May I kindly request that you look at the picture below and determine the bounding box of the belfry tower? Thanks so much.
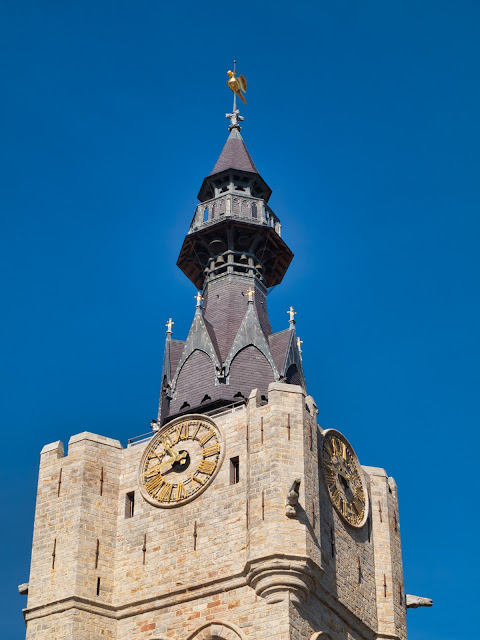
[21,79,421,640]
[159,108,303,425]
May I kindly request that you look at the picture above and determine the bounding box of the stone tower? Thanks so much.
[21,105,410,640]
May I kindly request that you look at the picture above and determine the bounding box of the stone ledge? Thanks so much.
[68,431,123,450]
[268,381,305,395]
[363,465,387,478]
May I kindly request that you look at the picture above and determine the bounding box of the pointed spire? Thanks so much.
[209,126,258,176]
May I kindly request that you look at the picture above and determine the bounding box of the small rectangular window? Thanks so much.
[230,457,240,484]
[125,491,135,518]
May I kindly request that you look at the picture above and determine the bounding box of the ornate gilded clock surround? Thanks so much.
[138,414,225,508]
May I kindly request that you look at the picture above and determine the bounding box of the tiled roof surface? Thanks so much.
[209,129,258,176]
[268,329,292,373]
[169,340,186,379]
[203,278,258,361]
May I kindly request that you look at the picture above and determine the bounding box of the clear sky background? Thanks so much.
[1,1,479,638]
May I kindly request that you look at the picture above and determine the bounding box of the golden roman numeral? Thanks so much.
[341,442,347,460]
[192,421,201,439]
[169,426,182,444]
[180,422,190,440]
[199,429,214,446]
[175,482,186,501]
[198,459,216,475]
[191,474,205,486]
[145,473,165,495]
[147,451,162,463]
[157,482,173,502]
[202,443,220,457]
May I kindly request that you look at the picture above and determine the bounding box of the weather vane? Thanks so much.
[226,60,247,131]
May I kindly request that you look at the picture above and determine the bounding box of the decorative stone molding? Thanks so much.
[186,620,248,640]
[245,554,322,605]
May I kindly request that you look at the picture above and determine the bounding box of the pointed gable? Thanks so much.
[223,300,279,380]
[170,311,221,394]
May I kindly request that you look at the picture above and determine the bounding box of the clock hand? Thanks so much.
[146,458,176,476]
[163,443,177,459]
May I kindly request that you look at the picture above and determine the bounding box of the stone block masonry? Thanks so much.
[24,383,406,640]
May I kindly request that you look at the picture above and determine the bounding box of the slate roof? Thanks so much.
[169,340,186,379]
[268,329,292,374]
[209,128,258,176]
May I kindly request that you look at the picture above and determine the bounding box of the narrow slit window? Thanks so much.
[230,457,240,484]
[125,491,135,518]
[96,577,101,596]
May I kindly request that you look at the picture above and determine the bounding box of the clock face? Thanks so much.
[322,430,368,528]
[138,415,224,508]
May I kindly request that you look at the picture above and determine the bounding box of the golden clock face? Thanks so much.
[139,415,224,508]
[322,430,368,528]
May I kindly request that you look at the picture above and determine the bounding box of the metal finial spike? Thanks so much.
[195,292,204,308]
[287,306,297,324]
[246,287,255,302]
[166,318,174,333]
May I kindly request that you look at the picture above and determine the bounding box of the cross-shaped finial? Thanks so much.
[166,318,174,333]
[297,337,303,354]
[288,306,297,324]
[226,109,244,131]
[246,287,255,302]
[195,291,204,308]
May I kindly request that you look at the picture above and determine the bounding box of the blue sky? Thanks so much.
[1,1,479,638]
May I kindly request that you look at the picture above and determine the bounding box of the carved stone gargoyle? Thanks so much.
[405,594,433,609]
[286,478,301,517]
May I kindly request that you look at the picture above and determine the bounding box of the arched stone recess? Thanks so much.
[170,349,216,413]
[310,633,332,640]
[186,620,248,640]
[281,329,306,391]
[171,310,222,393]
[224,302,279,381]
